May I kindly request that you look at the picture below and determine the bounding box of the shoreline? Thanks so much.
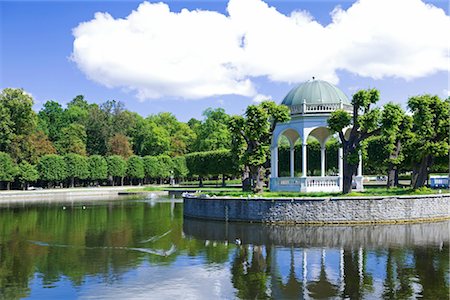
[0,186,168,204]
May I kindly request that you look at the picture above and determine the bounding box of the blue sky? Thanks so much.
[1,0,449,122]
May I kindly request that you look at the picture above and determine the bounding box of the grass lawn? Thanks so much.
[127,184,449,198]
[193,187,449,198]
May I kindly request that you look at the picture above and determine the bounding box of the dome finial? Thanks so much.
[312,76,315,80]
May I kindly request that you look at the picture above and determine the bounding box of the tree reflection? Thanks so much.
[270,247,303,299]
[307,250,339,299]
[231,245,269,299]
[0,202,448,299]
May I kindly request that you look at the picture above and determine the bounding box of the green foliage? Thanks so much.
[56,123,87,156]
[328,88,383,193]
[406,95,449,188]
[64,154,89,181]
[185,150,240,177]
[106,155,127,178]
[143,156,160,179]
[133,117,171,156]
[17,161,39,184]
[327,109,352,133]
[407,95,449,162]
[142,155,174,180]
[230,101,290,169]
[38,100,66,141]
[0,152,17,182]
[173,156,188,178]
[88,155,108,181]
[229,101,290,192]
[191,108,231,152]
[149,112,196,156]
[127,156,145,180]
[0,88,37,155]
[38,154,67,182]
[157,155,174,179]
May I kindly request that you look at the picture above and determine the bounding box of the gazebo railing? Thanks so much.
[289,103,353,114]
[270,176,341,193]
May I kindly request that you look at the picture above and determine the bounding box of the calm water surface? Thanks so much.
[0,197,448,299]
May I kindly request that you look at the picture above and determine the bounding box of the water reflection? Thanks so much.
[185,218,449,299]
[0,198,448,299]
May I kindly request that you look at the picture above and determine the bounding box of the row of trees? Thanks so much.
[0,152,183,190]
[228,93,448,194]
[1,87,448,194]
[0,149,241,190]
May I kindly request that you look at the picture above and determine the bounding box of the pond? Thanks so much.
[0,197,448,299]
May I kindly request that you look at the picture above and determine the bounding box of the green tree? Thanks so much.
[127,156,144,185]
[133,117,171,156]
[328,89,383,194]
[88,155,108,184]
[229,101,290,193]
[380,103,412,188]
[173,156,188,182]
[156,155,174,183]
[85,105,109,155]
[17,161,39,190]
[191,108,231,152]
[0,88,37,158]
[143,156,160,183]
[147,112,195,156]
[0,152,17,190]
[64,154,89,187]
[64,95,89,125]
[37,100,66,141]
[56,124,87,156]
[38,154,67,187]
[106,155,127,186]
[407,95,449,189]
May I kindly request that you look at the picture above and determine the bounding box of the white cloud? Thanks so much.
[252,93,272,103]
[72,0,450,100]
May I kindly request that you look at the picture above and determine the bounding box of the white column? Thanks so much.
[302,249,307,299]
[302,143,307,177]
[357,151,363,176]
[271,146,278,178]
[320,145,326,177]
[340,247,345,293]
[338,147,343,188]
[290,146,295,177]
[356,150,364,191]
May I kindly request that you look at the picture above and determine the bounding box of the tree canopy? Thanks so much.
[229,101,290,193]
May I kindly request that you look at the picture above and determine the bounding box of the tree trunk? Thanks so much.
[71,177,74,188]
[386,164,397,188]
[199,177,203,187]
[6,182,10,190]
[342,161,357,194]
[242,166,251,192]
[254,166,265,193]
[394,169,399,187]
[412,155,433,189]
[222,174,226,187]
[121,177,124,186]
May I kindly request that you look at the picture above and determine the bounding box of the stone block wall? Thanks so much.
[183,194,450,224]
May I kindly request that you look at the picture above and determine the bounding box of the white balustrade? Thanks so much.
[289,103,352,115]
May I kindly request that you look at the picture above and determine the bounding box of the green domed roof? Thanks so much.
[282,80,350,106]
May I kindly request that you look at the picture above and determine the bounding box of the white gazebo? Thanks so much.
[270,79,364,193]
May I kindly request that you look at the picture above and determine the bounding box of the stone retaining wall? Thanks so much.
[183,194,450,224]
[183,218,449,248]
